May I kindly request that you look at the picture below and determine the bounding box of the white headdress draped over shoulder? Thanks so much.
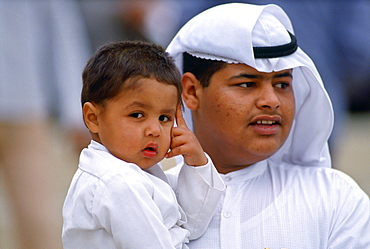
[166,3,334,168]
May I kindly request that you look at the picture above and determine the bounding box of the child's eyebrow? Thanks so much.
[162,108,176,115]
[126,102,176,115]
[126,101,148,109]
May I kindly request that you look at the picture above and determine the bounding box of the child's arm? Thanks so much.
[166,105,207,166]
[165,106,225,240]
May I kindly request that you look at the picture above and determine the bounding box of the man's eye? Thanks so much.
[130,113,144,118]
[238,82,255,88]
[159,115,171,122]
[275,82,290,89]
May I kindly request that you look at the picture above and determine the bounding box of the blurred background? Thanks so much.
[1,0,369,248]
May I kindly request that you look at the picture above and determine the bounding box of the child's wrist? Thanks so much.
[187,155,208,167]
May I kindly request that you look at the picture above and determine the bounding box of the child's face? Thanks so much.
[93,77,178,169]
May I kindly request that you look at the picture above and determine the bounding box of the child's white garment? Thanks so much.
[62,141,224,249]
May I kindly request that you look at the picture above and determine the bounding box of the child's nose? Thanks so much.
[145,120,161,137]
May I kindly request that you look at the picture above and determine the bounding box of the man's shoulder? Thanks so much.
[277,163,345,178]
[274,163,366,197]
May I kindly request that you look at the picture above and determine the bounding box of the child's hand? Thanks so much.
[166,105,208,166]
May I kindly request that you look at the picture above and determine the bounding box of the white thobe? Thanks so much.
[188,160,370,249]
[62,141,224,249]
[165,3,370,249]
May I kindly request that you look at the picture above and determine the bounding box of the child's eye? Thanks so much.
[130,113,144,118]
[159,115,171,122]
[238,82,255,88]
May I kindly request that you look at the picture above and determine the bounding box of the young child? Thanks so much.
[62,41,224,249]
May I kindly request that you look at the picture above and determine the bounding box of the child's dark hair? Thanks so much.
[81,40,182,107]
[182,52,227,87]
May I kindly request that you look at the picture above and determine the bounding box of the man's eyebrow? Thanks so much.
[230,73,260,80]
[273,71,293,79]
[230,71,293,80]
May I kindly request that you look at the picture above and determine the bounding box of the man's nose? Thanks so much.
[256,86,280,110]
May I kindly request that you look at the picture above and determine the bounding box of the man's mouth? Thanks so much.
[255,120,279,125]
[250,116,281,135]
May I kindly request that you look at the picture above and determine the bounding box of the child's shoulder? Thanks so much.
[79,143,150,187]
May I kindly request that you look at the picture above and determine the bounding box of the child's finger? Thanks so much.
[175,104,187,128]
[166,147,180,159]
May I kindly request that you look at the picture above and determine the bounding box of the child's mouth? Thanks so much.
[142,143,158,158]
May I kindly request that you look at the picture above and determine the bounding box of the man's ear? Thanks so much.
[82,102,99,133]
[182,72,202,110]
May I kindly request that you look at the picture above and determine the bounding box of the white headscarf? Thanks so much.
[167,3,333,168]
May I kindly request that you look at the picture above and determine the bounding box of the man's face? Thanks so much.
[190,63,295,173]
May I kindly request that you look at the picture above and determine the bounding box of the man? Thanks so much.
[166,3,370,248]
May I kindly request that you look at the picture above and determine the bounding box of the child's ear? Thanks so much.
[182,72,201,110]
[83,102,99,133]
